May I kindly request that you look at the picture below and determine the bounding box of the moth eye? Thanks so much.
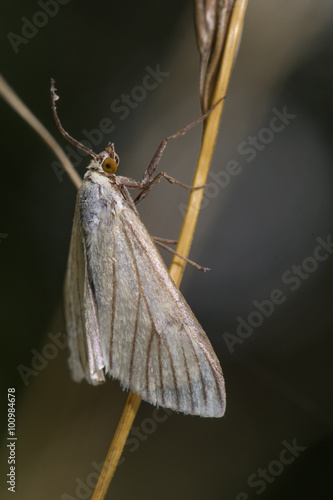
[102,157,118,173]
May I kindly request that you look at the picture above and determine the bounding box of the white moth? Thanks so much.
[52,81,226,418]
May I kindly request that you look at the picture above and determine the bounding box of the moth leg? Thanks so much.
[120,97,225,204]
[153,239,209,272]
[116,176,142,188]
[152,237,178,245]
[134,172,205,205]
[140,96,225,186]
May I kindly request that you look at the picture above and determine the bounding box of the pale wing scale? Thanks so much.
[65,172,226,417]
[108,222,141,384]
[120,212,225,417]
[64,204,86,382]
[64,192,106,385]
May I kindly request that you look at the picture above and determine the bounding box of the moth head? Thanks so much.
[95,143,120,175]
[50,81,121,178]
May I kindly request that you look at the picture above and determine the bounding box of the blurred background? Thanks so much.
[1,1,333,499]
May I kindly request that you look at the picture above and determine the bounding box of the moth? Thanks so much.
[51,80,226,418]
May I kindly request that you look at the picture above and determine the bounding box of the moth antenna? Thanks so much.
[50,79,98,159]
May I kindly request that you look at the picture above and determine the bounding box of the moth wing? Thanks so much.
[67,178,226,417]
[64,195,106,384]
[97,198,226,418]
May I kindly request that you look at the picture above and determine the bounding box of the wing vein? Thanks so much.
[109,240,116,370]
[123,223,179,407]
[180,332,194,413]
[184,329,208,406]
[129,292,140,386]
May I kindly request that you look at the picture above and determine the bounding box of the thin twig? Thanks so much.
[195,0,235,112]
[91,392,142,500]
[91,1,248,499]
[0,74,81,189]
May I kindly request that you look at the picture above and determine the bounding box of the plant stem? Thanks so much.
[0,74,81,189]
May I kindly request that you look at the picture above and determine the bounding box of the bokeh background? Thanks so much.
[1,1,333,499]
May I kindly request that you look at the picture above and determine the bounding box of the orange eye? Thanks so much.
[102,157,118,173]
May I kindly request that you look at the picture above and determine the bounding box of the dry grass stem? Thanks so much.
[170,0,248,287]
[91,392,142,500]
[195,0,235,112]
[0,74,81,189]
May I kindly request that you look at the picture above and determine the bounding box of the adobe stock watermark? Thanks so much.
[7,0,71,54]
[223,235,333,353]
[52,64,170,183]
[178,106,297,217]
[235,438,306,499]
[61,406,172,500]
[17,331,66,385]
